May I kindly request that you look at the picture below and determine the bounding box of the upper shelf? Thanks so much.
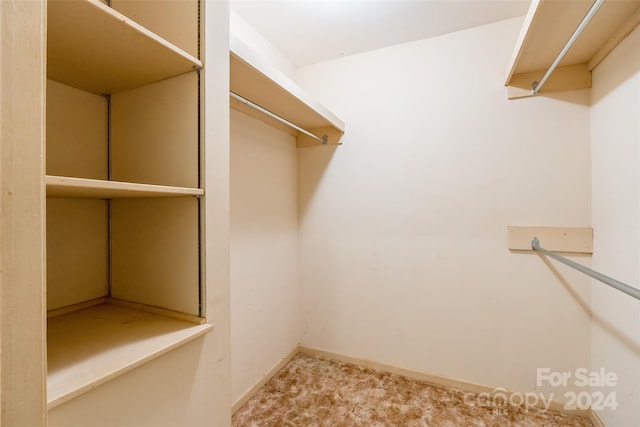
[230,34,345,147]
[505,0,640,99]
[47,0,202,95]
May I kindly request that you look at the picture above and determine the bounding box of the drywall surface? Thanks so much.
[296,17,592,399]
[230,109,301,402]
[590,25,640,427]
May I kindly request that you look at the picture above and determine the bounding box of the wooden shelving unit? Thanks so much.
[230,34,346,147]
[505,0,640,99]
[45,0,206,408]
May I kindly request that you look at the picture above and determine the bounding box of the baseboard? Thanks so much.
[298,345,496,394]
[298,345,593,420]
[231,346,298,414]
[587,410,605,427]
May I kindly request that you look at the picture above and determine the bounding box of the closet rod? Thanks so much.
[230,91,328,144]
[531,0,604,95]
[531,237,640,301]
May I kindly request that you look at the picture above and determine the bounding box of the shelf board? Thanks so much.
[48,0,202,95]
[46,175,203,198]
[508,226,593,254]
[230,34,345,147]
[505,0,640,98]
[47,303,213,409]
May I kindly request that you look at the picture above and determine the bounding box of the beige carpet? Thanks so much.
[233,354,594,427]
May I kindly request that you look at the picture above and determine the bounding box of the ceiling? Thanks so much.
[230,0,531,67]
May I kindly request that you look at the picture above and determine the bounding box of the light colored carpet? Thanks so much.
[232,354,594,427]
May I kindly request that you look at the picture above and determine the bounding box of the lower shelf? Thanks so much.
[47,303,213,409]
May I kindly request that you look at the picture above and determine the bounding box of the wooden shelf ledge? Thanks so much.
[508,226,593,254]
[48,0,202,95]
[505,0,640,99]
[230,34,345,147]
[46,175,203,199]
[47,302,212,409]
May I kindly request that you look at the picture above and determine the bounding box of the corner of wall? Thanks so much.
[589,23,640,427]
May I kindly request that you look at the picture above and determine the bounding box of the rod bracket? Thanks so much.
[531,81,540,95]
[322,135,328,145]
[531,237,540,250]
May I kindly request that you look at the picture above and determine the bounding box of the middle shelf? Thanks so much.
[46,175,203,199]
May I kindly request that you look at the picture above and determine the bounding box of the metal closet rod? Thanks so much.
[531,0,605,95]
[230,91,328,144]
[531,237,640,301]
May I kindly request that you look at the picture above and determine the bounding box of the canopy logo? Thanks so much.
[462,388,554,414]
[463,368,619,413]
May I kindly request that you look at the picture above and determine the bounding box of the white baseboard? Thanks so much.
[234,344,603,425]
[299,344,498,395]
[231,346,298,414]
[587,410,605,427]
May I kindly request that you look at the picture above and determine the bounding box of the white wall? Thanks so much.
[230,109,300,403]
[590,25,640,427]
[296,17,593,396]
